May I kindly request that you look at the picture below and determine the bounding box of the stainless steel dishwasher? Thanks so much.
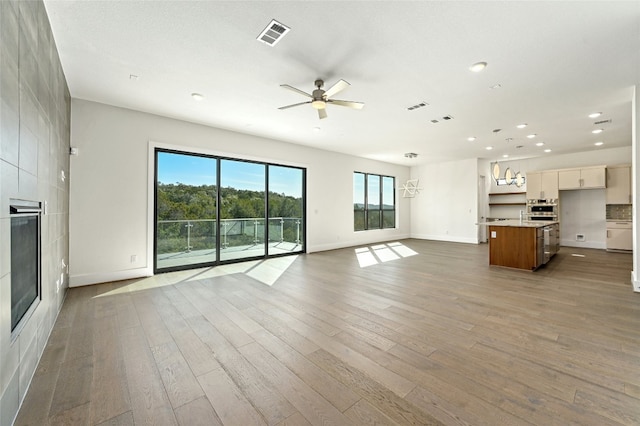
[543,225,558,264]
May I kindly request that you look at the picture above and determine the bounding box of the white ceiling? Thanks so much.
[44,1,639,166]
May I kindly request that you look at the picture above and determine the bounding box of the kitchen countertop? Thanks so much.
[477,219,559,228]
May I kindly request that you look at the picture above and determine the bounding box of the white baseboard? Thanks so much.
[410,234,479,244]
[70,267,153,287]
[308,233,412,253]
[560,239,606,250]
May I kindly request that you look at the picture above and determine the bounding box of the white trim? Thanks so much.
[632,271,640,293]
[69,267,152,287]
[308,233,412,253]
[559,240,606,250]
[410,234,479,244]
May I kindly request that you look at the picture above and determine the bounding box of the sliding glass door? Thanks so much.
[154,149,305,273]
[156,151,217,270]
[268,165,304,255]
[219,159,266,261]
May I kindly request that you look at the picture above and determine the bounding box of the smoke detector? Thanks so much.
[404,152,418,159]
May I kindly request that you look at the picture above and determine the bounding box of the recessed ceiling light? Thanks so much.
[468,137,476,141]
[313,126,321,132]
[535,142,545,147]
[485,146,493,150]
[516,123,527,129]
[592,129,603,134]
[594,141,604,146]
[588,112,602,118]
[502,154,509,158]
[527,134,536,139]
[191,93,204,101]
[489,84,501,89]
[544,149,552,153]
[470,62,487,72]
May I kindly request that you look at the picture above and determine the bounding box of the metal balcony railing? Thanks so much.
[156,217,302,255]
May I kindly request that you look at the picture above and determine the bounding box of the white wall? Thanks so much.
[409,158,479,244]
[560,189,606,248]
[479,146,632,249]
[70,99,410,286]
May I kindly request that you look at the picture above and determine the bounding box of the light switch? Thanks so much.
[491,231,497,238]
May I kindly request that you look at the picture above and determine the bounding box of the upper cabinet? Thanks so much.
[606,165,631,204]
[526,170,558,200]
[558,166,606,190]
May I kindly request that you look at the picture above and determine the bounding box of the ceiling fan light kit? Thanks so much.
[279,78,364,119]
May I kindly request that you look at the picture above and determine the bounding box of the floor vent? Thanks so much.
[256,19,290,46]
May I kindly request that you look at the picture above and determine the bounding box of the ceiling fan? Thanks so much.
[278,79,364,119]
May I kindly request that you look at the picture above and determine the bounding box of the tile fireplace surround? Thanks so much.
[0,1,71,424]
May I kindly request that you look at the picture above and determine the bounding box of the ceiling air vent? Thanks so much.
[407,101,429,111]
[442,115,453,120]
[430,119,439,124]
[594,119,612,125]
[256,19,290,46]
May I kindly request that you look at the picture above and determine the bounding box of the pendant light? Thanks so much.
[492,162,500,181]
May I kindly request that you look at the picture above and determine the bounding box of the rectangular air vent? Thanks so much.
[430,119,439,124]
[407,101,429,111]
[442,115,453,120]
[256,19,290,46]
[594,119,612,125]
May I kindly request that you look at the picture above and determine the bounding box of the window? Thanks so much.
[354,172,395,231]
[154,148,305,273]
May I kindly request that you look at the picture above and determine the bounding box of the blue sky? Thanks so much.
[157,152,302,197]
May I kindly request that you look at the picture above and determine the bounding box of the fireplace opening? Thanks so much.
[10,200,42,338]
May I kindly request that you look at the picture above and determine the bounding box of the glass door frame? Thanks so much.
[153,148,306,274]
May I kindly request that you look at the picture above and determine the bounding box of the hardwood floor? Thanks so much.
[14,239,639,425]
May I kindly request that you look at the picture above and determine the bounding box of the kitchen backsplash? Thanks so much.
[606,204,632,221]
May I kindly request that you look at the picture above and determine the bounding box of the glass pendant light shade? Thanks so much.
[505,167,512,184]
[492,162,500,181]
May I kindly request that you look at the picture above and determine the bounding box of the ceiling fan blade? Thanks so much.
[279,101,311,110]
[318,108,327,119]
[327,99,364,110]
[323,79,350,99]
[280,84,312,98]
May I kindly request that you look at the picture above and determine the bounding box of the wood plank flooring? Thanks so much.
[14,239,639,425]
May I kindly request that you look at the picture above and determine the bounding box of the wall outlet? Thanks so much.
[576,234,585,242]
[130,254,137,263]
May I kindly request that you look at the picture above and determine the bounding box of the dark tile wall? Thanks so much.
[0,1,70,424]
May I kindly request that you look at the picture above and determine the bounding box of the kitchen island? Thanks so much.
[479,220,559,270]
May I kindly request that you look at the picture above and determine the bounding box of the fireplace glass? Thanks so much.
[10,202,41,333]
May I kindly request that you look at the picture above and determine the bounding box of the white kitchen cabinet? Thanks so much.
[606,165,632,204]
[558,166,606,190]
[606,222,632,251]
[526,171,558,199]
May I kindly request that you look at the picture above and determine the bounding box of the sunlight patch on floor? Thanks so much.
[355,242,418,268]
[247,255,298,286]
[93,256,299,298]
